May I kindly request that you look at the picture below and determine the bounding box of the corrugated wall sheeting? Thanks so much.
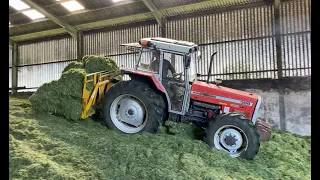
[197,37,277,81]
[280,0,311,77]
[166,4,277,80]
[166,5,274,45]
[109,53,138,81]
[281,33,310,77]
[17,62,72,89]
[18,37,77,66]
[84,24,161,56]
[280,0,310,34]
[13,0,310,89]
[110,53,137,70]
[164,0,310,79]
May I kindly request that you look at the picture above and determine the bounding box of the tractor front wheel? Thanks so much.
[102,80,165,134]
[204,112,260,160]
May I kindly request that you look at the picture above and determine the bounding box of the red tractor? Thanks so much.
[101,37,271,160]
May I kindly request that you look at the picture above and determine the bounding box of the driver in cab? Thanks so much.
[149,50,176,77]
[149,50,184,105]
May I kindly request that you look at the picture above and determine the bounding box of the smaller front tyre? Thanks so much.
[101,80,165,134]
[204,112,260,160]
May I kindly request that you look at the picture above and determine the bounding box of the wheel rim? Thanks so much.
[110,94,147,133]
[213,125,248,158]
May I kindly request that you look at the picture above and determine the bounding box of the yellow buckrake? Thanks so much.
[81,70,119,119]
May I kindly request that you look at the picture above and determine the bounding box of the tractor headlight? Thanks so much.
[251,95,262,124]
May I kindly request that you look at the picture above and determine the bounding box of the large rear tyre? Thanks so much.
[204,112,260,160]
[101,80,165,134]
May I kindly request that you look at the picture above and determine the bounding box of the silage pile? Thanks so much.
[29,55,120,120]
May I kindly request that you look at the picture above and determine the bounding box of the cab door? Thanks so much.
[160,52,190,114]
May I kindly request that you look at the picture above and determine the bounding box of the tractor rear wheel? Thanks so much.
[204,112,260,160]
[101,80,165,134]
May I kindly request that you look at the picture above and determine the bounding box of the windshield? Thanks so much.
[135,48,198,82]
[135,48,159,74]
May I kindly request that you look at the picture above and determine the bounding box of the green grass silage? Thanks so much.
[29,56,120,121]
[85,56,119,74]
[62,62,84,73]
[10,97,311,180]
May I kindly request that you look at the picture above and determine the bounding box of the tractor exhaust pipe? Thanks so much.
[206,52,218,84]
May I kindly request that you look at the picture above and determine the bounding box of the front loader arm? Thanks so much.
[81,71,119,119]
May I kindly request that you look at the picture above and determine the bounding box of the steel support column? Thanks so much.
[12,42,18,94]
[161,19,166,38]
[77,31,84,61]
[275,0,286,131]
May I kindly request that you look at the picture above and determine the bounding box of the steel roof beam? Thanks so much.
[142,0,164,27]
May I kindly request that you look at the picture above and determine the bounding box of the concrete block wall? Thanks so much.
[284,90,311,136]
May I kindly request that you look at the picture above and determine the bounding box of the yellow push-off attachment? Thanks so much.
[81,70,120,119]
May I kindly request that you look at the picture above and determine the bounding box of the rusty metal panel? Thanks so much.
[17,62,72,89]
[18,37,77,66]
[84,24,161,56]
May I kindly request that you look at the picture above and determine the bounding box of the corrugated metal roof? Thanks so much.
[9,6,17,14]
[31,0,57,7]
[45,4,72,17]
[11,28,68,42]
[10,20,60,37]
[75,13,155,31]
[151,0,207,10]
[9,0,265,42]
[161,0,261,17]
[62,1,150,26]
[77,0,141,9]
[9,13,31,25]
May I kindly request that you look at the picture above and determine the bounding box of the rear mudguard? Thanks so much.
[120,69,166,93]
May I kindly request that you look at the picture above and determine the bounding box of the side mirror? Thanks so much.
[215,78,222,85]
[185,56,191,68]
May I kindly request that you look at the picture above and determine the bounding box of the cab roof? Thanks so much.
[120,37,199,54]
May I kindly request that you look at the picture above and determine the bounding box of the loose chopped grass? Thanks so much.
[9,96,311,180]
[84,56,119,74]
[29,56,120,121]
[61,62,84,73]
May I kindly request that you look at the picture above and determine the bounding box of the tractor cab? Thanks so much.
[125,37,200,114]
[121,38,200,114]
[136,38,199,83]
